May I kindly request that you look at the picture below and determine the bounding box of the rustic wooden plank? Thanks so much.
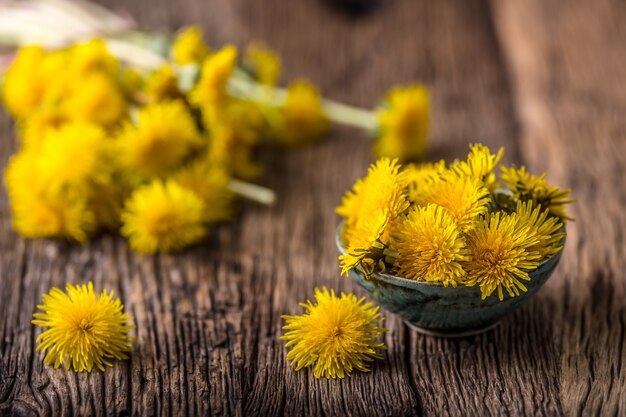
[491,0,626,416]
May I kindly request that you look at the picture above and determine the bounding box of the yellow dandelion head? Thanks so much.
[414,172,490,232]
[62,72,127,127]
[451,144,504,192]
[121,180,207,254]
[2,46,47,118]
[18,107,70,150]
[243,41,281,86]
[272,79,329,147]
[514,200,564,258]
[117,100,203,176]
[340,209,389,276]
[391,204,470,286]
[69,38,119,76]
[500,165,574,220]
[376,84,430,161]
[32,282,134,372]
[171,26,210,65]
[335,177,365,227]
[144,65,183,102]
[37,122,110,191]
[173,159,234,223]
[463,212,542,300]
[190,45,237,107]
[281,287,386,379]
[119,68,145,98]
[403,160,446,203]
[207,124,263,181]
[203,98,267,145]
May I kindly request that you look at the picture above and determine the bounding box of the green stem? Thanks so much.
[228,179,276,206]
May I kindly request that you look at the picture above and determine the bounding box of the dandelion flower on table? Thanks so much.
[206,123,263,181]
[117,100,203,176]
[143,65,183,103]
[271,79,329,147]
[1,46,47,118]
[391,204,469,287]
[281,287,386,379]
[62,72,127,127]
[189,45,237,107]
[69,39,119,76]
[500,165,574,220]
[170,26,210,65]
[413,171,490,232]
[18,107,69,150]
[463,211,542,300]
[243,42,281,86]
[32,282,134,372]
[121,179,206,254]
[451,144,504,192]
[375,84,430,161]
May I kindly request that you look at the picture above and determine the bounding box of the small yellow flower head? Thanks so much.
[18,107,69,150]
[514,200,564,258]
[376,84,430,161]
[202,98,266,145]
[117,100,203,176]
[414,172,490,232]
[37,122,110,191]
[451,144,504,192]
[5,152,96,242]
[463,211,542,300]
[69,39,119,76]
[272,79,329,146]
[173,160,234,223]
[171,26,210,65]
[32,282,134,372]
[119,68,145,98]
[190,45,237,107]
[500,165,574,220]
[404,160,446,203]
[62,72,127,127]
[207,124,263,181]
[2,46,47,118]
[392,204,470,286]
[243,42,281,86]
[339,209,389,276]
[281,287,386,379]
[144,65,183,102]
[121,180,207,254]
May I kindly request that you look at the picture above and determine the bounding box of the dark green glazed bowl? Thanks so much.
[336,222,564,337]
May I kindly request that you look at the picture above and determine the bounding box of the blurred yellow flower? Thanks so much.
[404,160,446,203]
[189,45,237,107]
[500,165,574,220]
[392,204,469,286]
[121,180,206,254]
[243,42,281,86]
[171,26,210,65]
[62,72,127,127]
[451,144,504,192]
[207,123,263,181]
[376,84,429,161]
[69,39,118,76]
[1,46,47,118]
[18,107,69,150]
[117,100,203,176]
[32,282,134,372]
[282,287,386,379]
[272,79,329,146]
[144,65,183,102]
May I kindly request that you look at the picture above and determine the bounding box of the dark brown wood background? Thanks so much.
[2,0,626,415]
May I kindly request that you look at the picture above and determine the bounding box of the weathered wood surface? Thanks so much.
[1,0,626,415]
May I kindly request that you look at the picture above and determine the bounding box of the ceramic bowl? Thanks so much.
[336,222,564,337]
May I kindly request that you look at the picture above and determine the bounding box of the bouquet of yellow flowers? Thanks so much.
[0,0,430,254]
[337,144,573,300]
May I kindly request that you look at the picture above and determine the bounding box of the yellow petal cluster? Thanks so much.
[170,26,210,65]
[282,287,386,379]
[32,282,134,372]
[337,144,571,300]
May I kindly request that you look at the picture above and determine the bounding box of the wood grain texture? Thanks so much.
[1,0,625,416]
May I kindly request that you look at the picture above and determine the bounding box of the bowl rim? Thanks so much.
[336,219,566,289]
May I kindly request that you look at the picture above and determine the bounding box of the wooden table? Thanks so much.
[1,0,625,415]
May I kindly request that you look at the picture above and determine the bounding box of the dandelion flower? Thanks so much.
[451,144,504,192]
[121,180,206,254]
[376,84,429,161]
[414,172,490,232]
[117,100,203,176]
[207,123,263,181]
[272,79,329,147]
[62,72,127,127]
[32,282,134,372]
[1,46,47,118]
[500,165,574,220]
[190,45,237,107]
[144,65,183,102]
[463,212,542,300]
[171,26,210,65]
[340,209,389,276]
[514,200,564,258]
[391,204,469,286]
[243,42,281,86]
[69,39,119,76]
[404,160,446,203]
[18,107,69,150]
[281,287,386,379]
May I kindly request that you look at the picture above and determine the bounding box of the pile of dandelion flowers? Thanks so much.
[32,282,134,372]
[281,287,386,379]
